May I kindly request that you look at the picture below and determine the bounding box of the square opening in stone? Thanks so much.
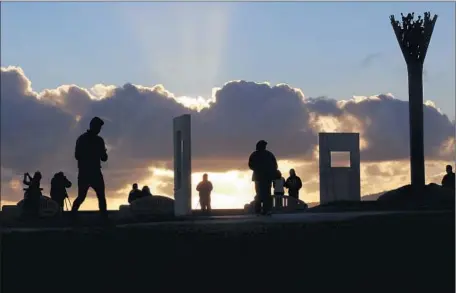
[330,151,351,168]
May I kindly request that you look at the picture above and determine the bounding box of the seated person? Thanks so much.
[141,186,153,197]
[442,165,455,190]
[128,183,142,204]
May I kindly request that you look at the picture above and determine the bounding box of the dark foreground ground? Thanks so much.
[1,211,454,293]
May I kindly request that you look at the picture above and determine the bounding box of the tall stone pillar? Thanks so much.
[390,12,438,193]
[173,114,192,216]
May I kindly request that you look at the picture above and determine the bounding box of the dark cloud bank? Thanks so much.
[1,66,454,201]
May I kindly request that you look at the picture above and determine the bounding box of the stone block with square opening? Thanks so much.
[319,133,360,204]
[173,114,192,216]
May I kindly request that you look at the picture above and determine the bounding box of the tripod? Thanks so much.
[64,197,73,211]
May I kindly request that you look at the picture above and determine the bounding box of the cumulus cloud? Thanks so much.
[1,66,454,205]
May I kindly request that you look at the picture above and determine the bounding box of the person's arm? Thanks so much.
[100,138,108,162]
[273,180,276,188]
[23,173,31,185]
[271,153,278,171]
[128,192,134,204]
[284,178,290,189]
[297,177,303,189]
[248,153,256,171]
[75,137,81,161]
[65,178,72,188]
[196,183,201,192]
[441,175,446,186]
[209,182,213,192]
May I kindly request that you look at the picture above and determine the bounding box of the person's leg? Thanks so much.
[202,197,211,214]
[254,181,262,214]
[276,192,283,208]
[200,197,205,212]
[72,173,90,213]
[258,181,271,214]
[263,181,272,214]
[22,191,31,218]
[288,190,298,206]
[57,198,64,211]
[92,172,107,218]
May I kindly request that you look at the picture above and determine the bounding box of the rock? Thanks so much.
[129,195,175,216]
[378,183,454,210]
[16,196,61,217]
[1,205,22,220]
[118,205,132,219]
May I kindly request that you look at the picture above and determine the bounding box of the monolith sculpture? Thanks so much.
[319,133,361,204]
[173,114,192,216]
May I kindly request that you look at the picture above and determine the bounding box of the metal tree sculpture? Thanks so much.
[390,12,437,192]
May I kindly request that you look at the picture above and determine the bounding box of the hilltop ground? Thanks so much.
[1,210,454,293]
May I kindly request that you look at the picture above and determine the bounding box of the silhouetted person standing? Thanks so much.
[23,171,42,218]
[441,165,455,191]
[196,173,213,213]
[273,170,285,208]
[248,140,278,215]
[128,183,142,204]
[72,117,109,221]
[285,169,302,201]
[50,172,72,211]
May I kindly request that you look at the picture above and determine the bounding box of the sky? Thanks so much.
[1,2,455,210]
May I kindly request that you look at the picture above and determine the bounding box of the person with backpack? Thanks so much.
[285,169,303,201]
[248,140,278,215]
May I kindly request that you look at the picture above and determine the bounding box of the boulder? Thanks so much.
[378,183,454,210]
[1,205,22,220]
[118,204,132,219]
[129,195,174,216]
[17,196,61,218]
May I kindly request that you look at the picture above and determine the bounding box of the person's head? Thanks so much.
[276,170,282,179]
[289,169,296,177]
[89,116,104,135]
[256,140,267,151]
[446,165,453,174]
[142,186,150,193]
[132,183,138,190]
[54,172,63,180]
[203,173,208,181]
[33,171,42,181]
